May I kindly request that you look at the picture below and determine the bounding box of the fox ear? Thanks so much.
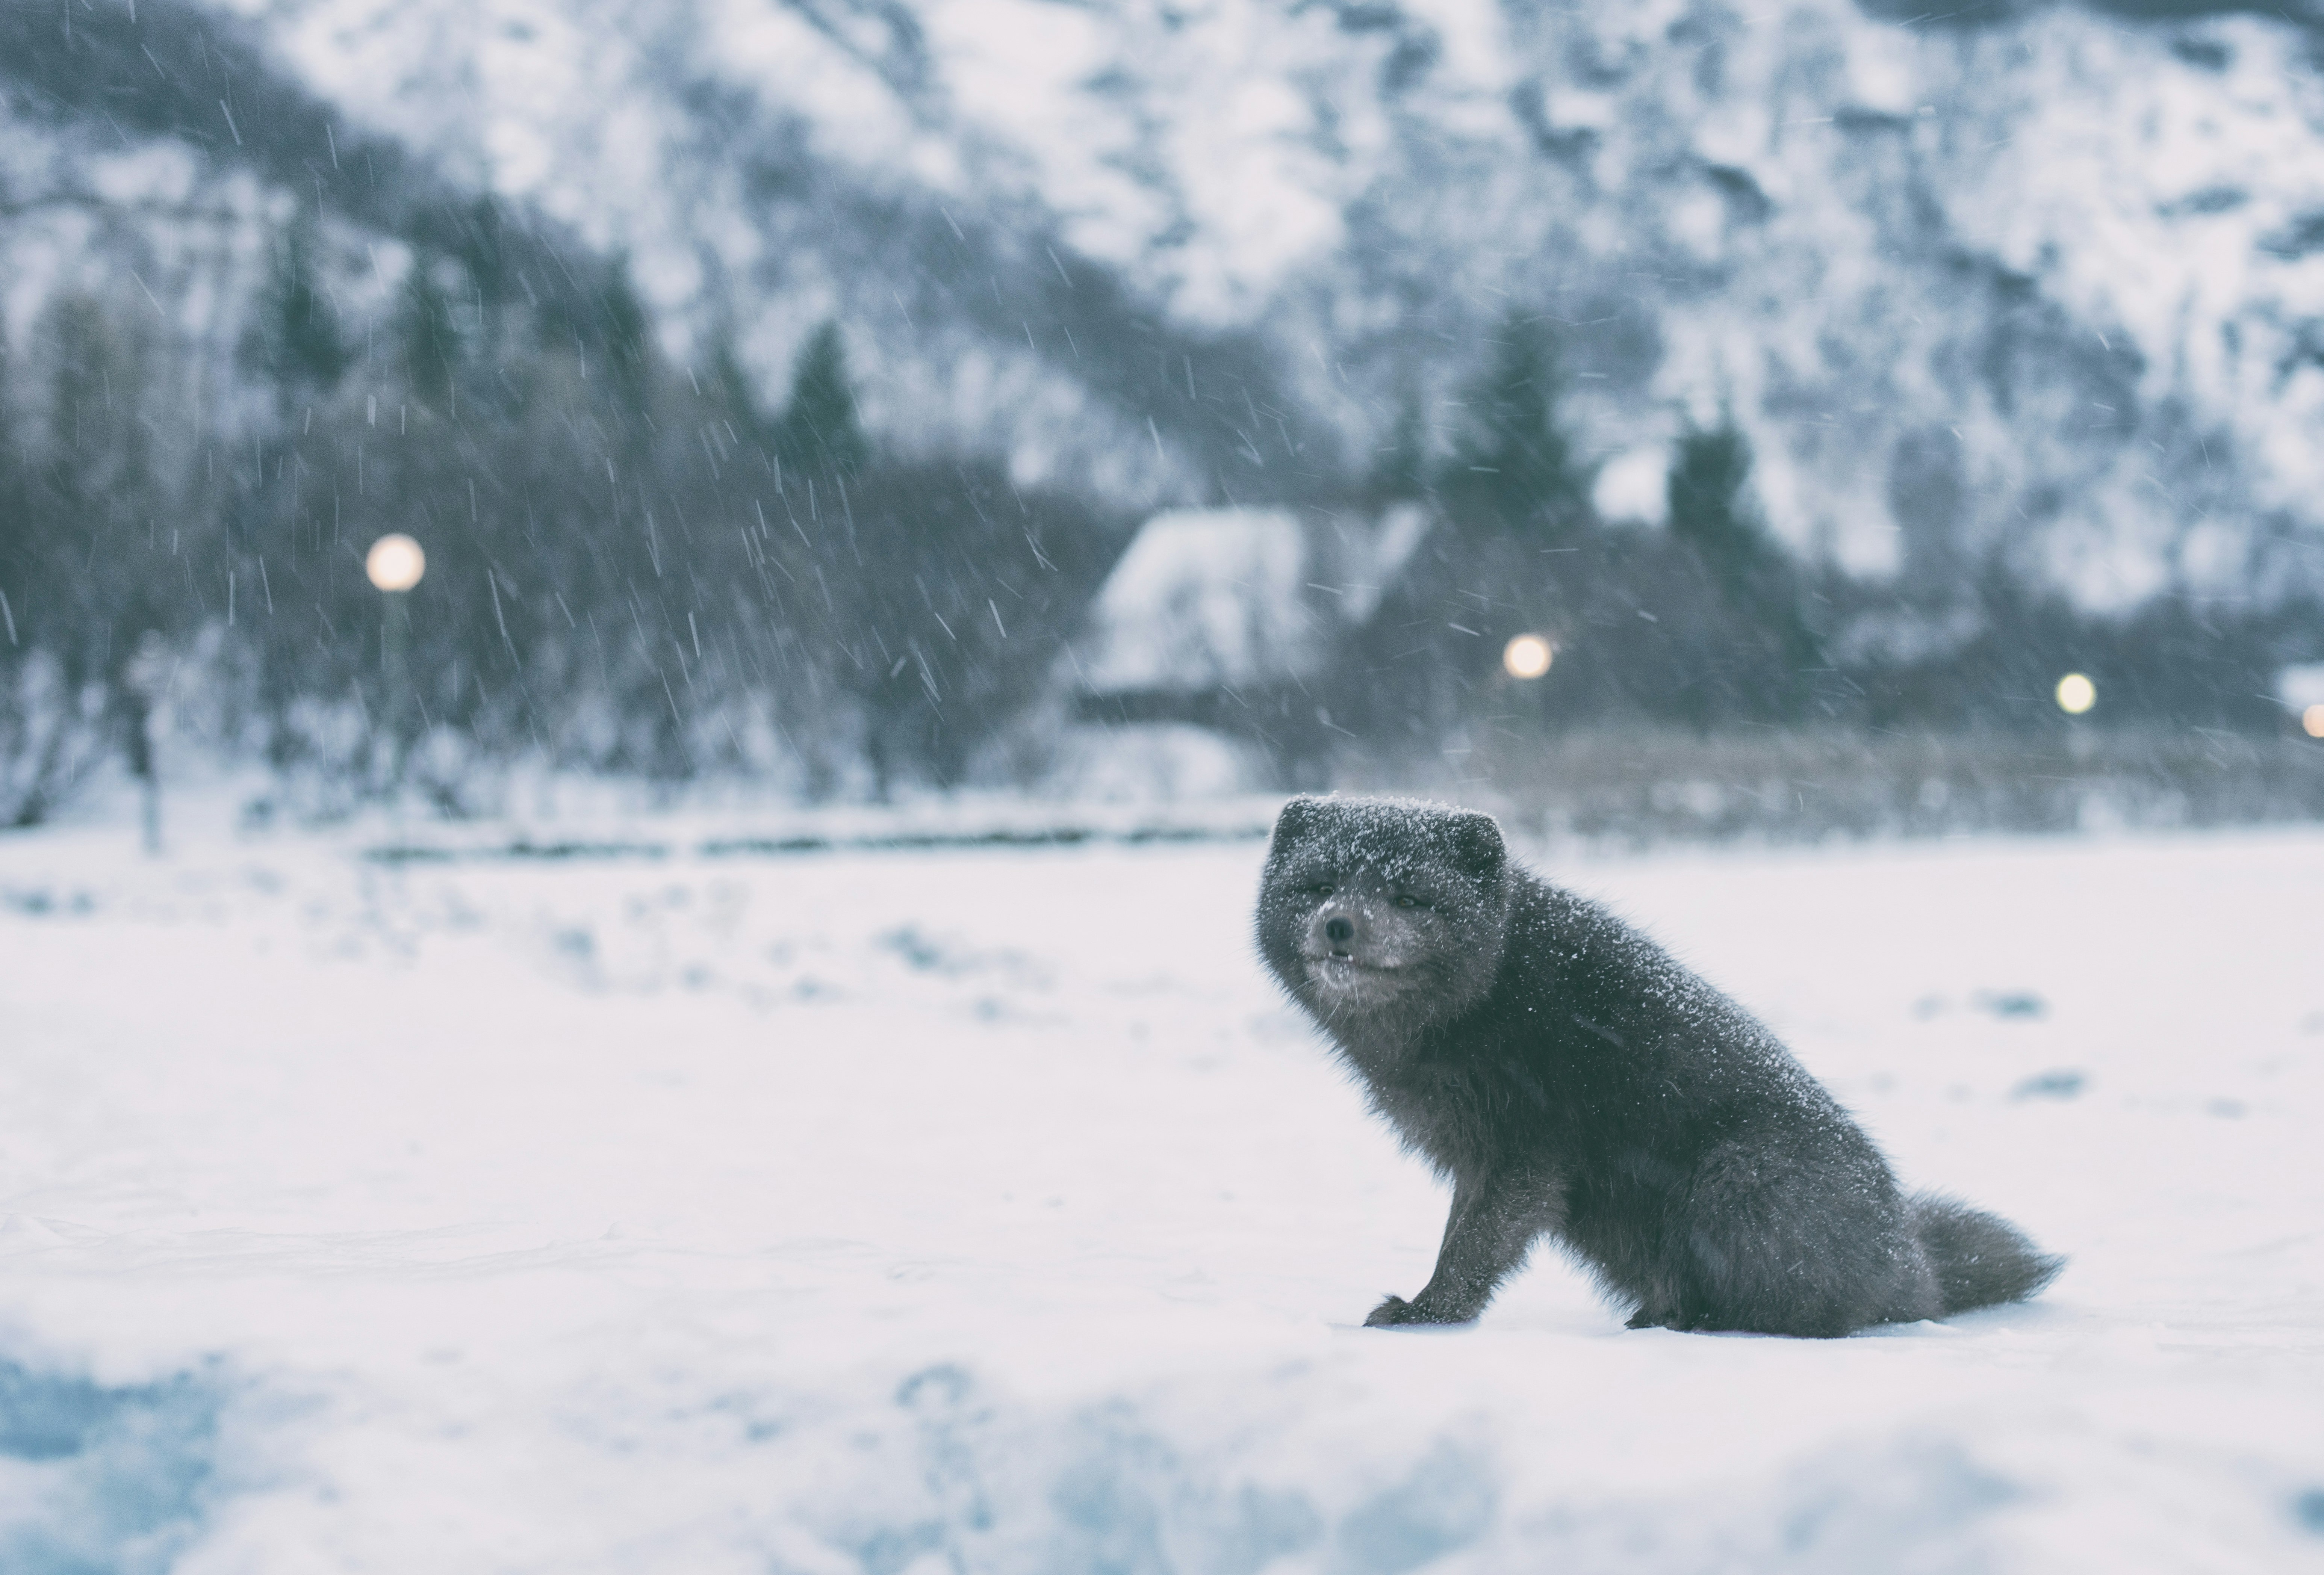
[1445,810,1506,879]
[1270,795,1325,852]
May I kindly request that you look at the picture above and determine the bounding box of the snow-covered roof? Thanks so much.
[1076,504,1430,693]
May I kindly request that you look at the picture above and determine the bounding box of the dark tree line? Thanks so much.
[0,220,1127,821]
[4,264,2313,826]
[0,295,207,828]
[1300,313,2316,782]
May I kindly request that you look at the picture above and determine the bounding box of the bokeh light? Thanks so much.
[2305,704,2324,739]
[1503,633,1554,680]
[365,534,426,593]
[2055,672,2096,715]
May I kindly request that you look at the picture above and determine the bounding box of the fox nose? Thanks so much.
[1324,916,1355,946]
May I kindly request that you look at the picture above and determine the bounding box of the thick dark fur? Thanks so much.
[1256,795,2062,1336]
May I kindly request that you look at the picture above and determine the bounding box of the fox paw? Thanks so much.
[1364,1294,1470,1328]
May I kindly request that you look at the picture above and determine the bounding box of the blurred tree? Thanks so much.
[445,196,516,313]
[0,314,49,823]
[1331,316,1596,756]
[1438,316,1592,540]
[1368,387,1431,503]
[703,335,778,466]
[11,297,172,827]
[773,321,868,482]
[1665,414,1822,720]
[0,314,24,577]
[401,262,458,404]
[529,261,658,451]
[824,460,1121,798]
[245,216,351,405]
[595,261,655,429]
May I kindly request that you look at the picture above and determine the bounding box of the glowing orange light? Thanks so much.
[2304,704,2324,740]
[1503,633,1554,680]
[365,534,426,593]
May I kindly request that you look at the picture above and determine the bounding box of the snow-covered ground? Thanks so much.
[3,806,2322,1572]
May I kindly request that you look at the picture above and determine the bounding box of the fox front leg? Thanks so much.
[1365,1169,1563,1327]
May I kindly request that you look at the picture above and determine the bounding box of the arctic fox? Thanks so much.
[1256,795,2062,1335]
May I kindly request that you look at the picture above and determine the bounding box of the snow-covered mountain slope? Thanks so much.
[203,0,2324,604]
[2,812,2321,1567]
[9,0,2323,605]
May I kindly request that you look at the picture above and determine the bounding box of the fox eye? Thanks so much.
[1393,894,1423,909]
[1308,883,1335,898]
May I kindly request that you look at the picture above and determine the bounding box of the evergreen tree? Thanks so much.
[594,261,655,426]
[26,298,168,825]
[402,263,458,403]
[772,320,868,481]
[446,196,514,313]
[707,337,774,453]
[41,296,153,542]
[0,317,32,798]
[1369,387,1431,502]
[247,218,350,403]
[0,316,23,590]
[1439,316,1592,538]
[1665,414,1821,714]
[1666,419,1763,580]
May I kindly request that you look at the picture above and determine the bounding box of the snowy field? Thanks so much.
[3,806,2323,1572]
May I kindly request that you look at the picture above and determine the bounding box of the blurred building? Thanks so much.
[1067,505,1431,788]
